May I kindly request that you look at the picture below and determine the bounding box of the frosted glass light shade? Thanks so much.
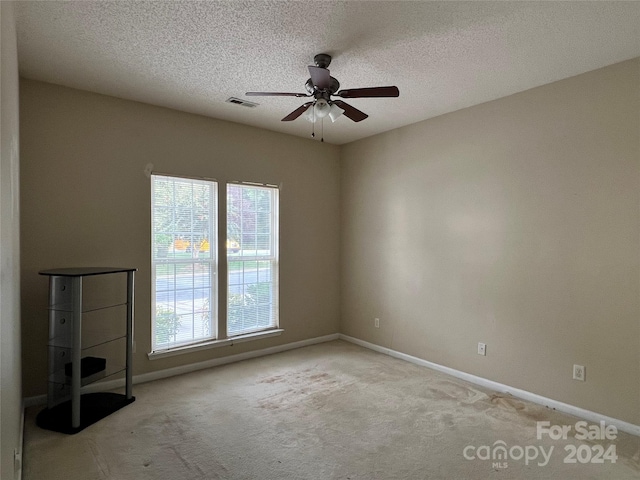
[329,104,344,122]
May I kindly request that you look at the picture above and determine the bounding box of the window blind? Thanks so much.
[227,183,279,336]
[151,174,218,350]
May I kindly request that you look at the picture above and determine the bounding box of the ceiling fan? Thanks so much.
[245,53,399,124]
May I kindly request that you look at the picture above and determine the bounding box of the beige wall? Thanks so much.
[1,2,23,479]
[340,59,640,424]
[20,79,341,397]
[19,58,640,426]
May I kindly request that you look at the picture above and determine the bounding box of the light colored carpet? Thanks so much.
[23,340,639,479]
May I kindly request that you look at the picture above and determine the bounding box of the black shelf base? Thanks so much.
[36,392,135,434]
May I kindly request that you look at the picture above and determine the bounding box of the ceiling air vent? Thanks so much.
[226,97,259,108]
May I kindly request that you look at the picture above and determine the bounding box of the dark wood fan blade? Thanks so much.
[246,92,309,97]
[308,66,331,89]
[335,86,399,98]
[333,100,368,122]
[281,102,313,121]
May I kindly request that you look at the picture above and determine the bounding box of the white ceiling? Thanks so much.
[14,1,640,145]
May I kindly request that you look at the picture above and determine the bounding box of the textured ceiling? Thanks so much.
[14,1,640,145]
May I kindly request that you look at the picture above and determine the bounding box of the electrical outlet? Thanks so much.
[573,364,585,381]
[477,342,486,356]
[374,318,380,328]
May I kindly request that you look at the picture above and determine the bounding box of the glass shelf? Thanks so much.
[48,301,129,314]
[48,365,126,388]
[48,336,127,387]
[48,304,128,350]
[47,332,127,350]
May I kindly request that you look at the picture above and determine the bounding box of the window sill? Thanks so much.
[147,329,284,360]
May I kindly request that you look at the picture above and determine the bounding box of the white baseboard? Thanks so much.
[339,334,640,437]
[24,333,341,408]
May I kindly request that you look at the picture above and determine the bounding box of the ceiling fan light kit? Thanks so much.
[313,98,331,119]
[304,102,345,123]
[246,53,399,135]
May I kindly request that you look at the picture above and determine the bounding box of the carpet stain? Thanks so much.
[430,380,487,404]
[259,370,331,386]
[257,370,344,411]
[259,374,286,384]
[490,394,525,411]
[483,393,550,425]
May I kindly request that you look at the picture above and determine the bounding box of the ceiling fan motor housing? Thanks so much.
[305,77,340,97]
[313,53,332,69]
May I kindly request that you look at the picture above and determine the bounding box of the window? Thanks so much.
[151,175,279,354]
[151,175,217,350]
[227,183,279,336]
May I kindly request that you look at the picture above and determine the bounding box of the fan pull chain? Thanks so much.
[311,106,316,138]
[321,118,324,142]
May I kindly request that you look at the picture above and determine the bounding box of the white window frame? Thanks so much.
[151,174,218,352]
[149,175,282,359]
[227,182,279,337]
